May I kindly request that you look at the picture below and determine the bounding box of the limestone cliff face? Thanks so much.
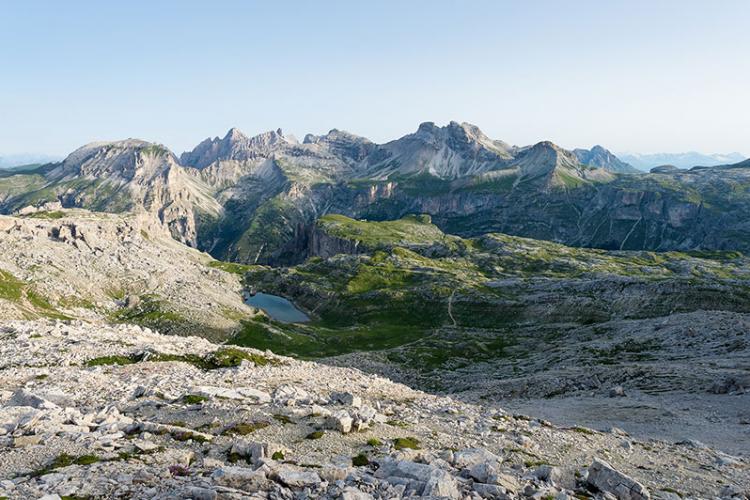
[320,164,750,253]
[0,140,222,247]
[308,223,363,259]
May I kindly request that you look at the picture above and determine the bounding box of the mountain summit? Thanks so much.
[573,145,639,174]
[362,121,516,179]
[180,128,296,169]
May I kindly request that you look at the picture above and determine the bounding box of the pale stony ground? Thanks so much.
[0,320,748,499]
[325,310,750,459]
[0,211,253,336]
[499,391,750,458]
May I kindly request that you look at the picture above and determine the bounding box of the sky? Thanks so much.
[1,0,748,157]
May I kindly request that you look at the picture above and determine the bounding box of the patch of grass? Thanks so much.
[50,453,75,469]
[386,420,409,428]
[31,452,100,477]
[271,451,285,460]
[84,347,279,371]
[109,294,188,333]
[456,173,518,194]
[221,422,270,436]
[571,426,596,435]
[306,431,325,440]
[366,438,382,447]
[85,355,139,367]
[140,144,169,157]
[389,172,454,197]
[182,394,208,405]
[206,347,278,368]
[26,210,66,219]
[207,260,257,275]
[352,453,370,466]
[74,454,100,466]
[171,431,209,443]
[524,459,551,468]
[230,317,428,360]
[273,414,294,425]
[317,213,447,250]
[0,269,24,302]
[393,437,421,450]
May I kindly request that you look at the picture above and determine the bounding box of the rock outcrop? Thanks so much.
[1,140,222,246]
[0,210,251,334]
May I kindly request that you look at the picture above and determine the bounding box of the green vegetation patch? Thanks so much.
[0,269,71,319]
[171,431,209,443]
[85,347,279,370]
[273,414,294,425]
[317,213,448,249]
[221,421,270,436]
[25,210,66,219]
[140,144,169,157]
[182,394,209,404]
[31,452,102,477]
[0,270,24,302]
[207,260,258,275]
[109,294,188,333]
[393,437,421,450]
[389,172,453,196]
[73,454,100,466]
[85,355,138,367]
[206,347,278,367]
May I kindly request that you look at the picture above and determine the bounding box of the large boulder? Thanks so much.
[375,458,460,498]
[6,390,59,410]
[211,466,269,490]
[325,409,354,434]
[587,458,650,500]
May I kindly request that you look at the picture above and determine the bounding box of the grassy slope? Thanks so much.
[231,214,750,362]
[0,269,72,320]
[317,213,448,248]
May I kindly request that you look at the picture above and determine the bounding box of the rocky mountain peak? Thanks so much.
[181,127,295,169]
[412,121,496,147]
[57,140,177,180]
[224,127,249,142]
[573,145,638,174]
[302,129,375,163]
[363,121,516,179]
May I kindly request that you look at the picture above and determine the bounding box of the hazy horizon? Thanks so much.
[2,0,748,157]
[0,121,747,162]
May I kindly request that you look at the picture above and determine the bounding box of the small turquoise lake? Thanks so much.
[244,292,310,323]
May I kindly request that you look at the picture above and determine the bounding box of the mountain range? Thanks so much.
[2,121,750,264]
[0,153,62,169]
[619,151,746,170]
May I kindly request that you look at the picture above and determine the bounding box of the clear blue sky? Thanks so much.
[1,0,748,156]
